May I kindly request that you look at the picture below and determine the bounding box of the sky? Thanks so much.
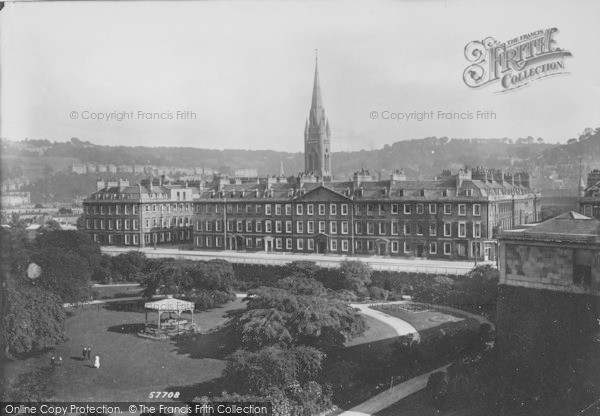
[1,0,599,152]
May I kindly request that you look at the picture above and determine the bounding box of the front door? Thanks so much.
[317,241,327,254]
[417,244,424,257]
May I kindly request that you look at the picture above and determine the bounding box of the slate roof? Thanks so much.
[501,211,600,244]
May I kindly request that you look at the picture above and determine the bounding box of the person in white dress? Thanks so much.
[94,355,100,369]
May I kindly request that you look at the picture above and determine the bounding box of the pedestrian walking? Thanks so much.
[57,356,63,367]
[50,356,55,367]
[93,355,100,369]
[82,347,86,360]
[87,348,91,360]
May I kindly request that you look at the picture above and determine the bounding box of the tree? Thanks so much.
[223,346,325,396]
[240,287,366,350]
[277,276,326,296]
[338,259,373,293]
[3,279,66,354]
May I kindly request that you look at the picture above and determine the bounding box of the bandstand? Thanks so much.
[141,295,196,339]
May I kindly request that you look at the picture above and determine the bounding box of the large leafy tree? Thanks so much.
[238,287,366,351]
[4,279,66,354]
[338,259,373,293]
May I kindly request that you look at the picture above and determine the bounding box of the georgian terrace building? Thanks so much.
[191,167,540,261]
[82,178,199,247]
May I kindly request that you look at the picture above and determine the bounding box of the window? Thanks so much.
[133,205,138,215]
[286,239,292,250]
[444,242,451,255]
[297,221,304,233]
[108,234,114,244]
[133,235,138,245]
[473,222,481,238]
[444,204,451,215]
[379,204,388,215]
[367,204,374,216]
[341,240,349,252]
[330,204,337,215]
[307,239,314,250]
[133,220,138,230]
[458,222,466,237]
[227,204,233,214]
[355,205,363,215]
[265,220,272,233]
[341,204,348,215]
[391,204,399,214]
[256,221,263,232]
[341,221,349,234]
[265,205,272,215]
[391,241,399,253]
[237,204,242,214]
[307,221,314,233]
[319,204,326,215]
[276,221,282,233]
[367,241,374,251]
[330,222,338,234]
[458,243,466,256]
[444,222,452,237]
[429,204,437,214]
[307,204,314,215]
[125,219,130,230]
[297,204,304,215]
[391,221,399,235]
[319,221,326,233]
[417,204,424,214]
[246,204,252,213]
[256,204,262,214]
[330,239,338,251]
[355,240,362,251]
[404,223,410,235]
[206,236,212,247]
[458,204,466,216]
[466,189,473,197]
[429,223,437,236]
[430,242,437,254]
[355,222,363,234]
[285,204,292,216]
[378,222,386,234]
[246,221,252,232]
[297,239,304,250]
[286,221,292,233]
[473,204,481,216]
[367,222,374,235]
[275,204,282,215]
[404,242,411,253]
[276,238,282,249]
[205,221,212,232]
[404,205,412,214]
[237,221,243,232]
[124,234,130,245]
[416,224,424,235]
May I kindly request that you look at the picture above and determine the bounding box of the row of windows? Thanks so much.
[195,236,468,256]
[91,230,191,245]
[86,217,193,230]
[195,203,483,216]
[85,203,192,215]
[195,219,483,238]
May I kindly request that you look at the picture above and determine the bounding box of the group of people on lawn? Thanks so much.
[50,346,100,369]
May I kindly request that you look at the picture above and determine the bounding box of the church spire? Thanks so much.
[311,50,323,109]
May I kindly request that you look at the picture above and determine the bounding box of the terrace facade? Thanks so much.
[81,178,199,247]
[192,167,540,261]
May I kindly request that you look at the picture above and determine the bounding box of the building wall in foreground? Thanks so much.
[500,240,600,295]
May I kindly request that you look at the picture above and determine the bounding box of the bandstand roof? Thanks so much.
[144,296,194,312]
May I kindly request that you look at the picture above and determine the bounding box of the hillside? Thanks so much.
[1,129,598,203]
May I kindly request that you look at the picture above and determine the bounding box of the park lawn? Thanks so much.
[345,315,398,347]
[3,298,246,401]
[369,302,475,334]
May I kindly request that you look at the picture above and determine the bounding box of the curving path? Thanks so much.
[351,302,420,342]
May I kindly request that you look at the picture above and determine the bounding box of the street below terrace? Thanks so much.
[102,246,495,276]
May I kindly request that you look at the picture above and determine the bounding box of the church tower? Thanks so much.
[304,52,331,179]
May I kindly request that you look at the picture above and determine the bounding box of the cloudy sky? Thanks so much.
[1,0,599,152]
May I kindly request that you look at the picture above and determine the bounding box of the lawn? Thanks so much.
[3,298,246,401]
[92,284,144,299]
[369,302,480,339]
